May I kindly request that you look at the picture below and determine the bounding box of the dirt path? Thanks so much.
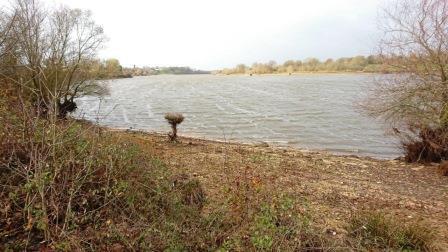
[119,131,448,246]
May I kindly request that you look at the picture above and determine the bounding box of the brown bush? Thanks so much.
[402,127,448,163]
[172,174,206,209]
[438,161,448,176]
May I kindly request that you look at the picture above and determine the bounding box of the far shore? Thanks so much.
[105,72,384,79]
[213,71,385,76]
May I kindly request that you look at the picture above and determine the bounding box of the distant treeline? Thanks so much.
[124,66,210,76]
[216,55,395,75]
[89,59,210,79]
[89,58,132,79]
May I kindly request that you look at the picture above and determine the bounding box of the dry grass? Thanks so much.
[172,174,206,209]
[348,211,438,251]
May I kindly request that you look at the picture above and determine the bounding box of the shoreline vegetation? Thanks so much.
[214,56,397,75]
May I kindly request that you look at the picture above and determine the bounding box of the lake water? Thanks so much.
[75,74,401,159]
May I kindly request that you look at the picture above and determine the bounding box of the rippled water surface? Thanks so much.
[76,74,401,159]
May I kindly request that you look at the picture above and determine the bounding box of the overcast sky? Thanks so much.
[7,0,384,70]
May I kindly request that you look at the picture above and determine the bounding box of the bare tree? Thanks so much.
[4,0,106,118]
[363,0,448,162]
[0,11,15,59]
[0,8,18,76]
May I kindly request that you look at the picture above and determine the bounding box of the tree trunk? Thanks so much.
[169,123,178,141]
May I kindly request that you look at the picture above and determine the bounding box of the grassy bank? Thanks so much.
[1,96,447,250]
